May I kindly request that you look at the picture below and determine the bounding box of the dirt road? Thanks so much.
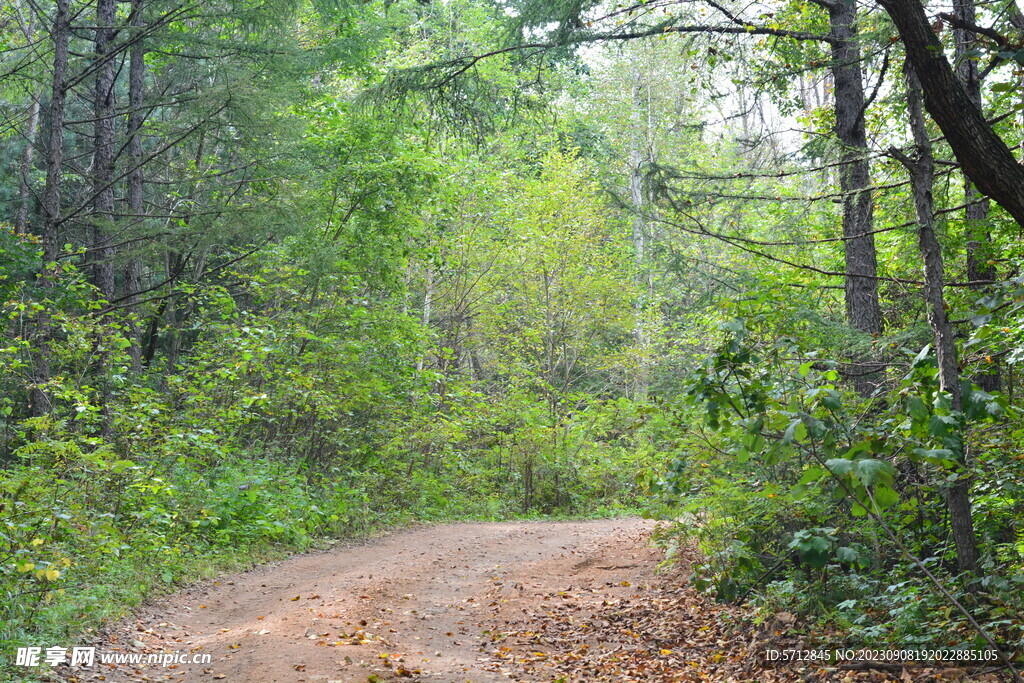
[86,519,661,682]
[70,519,1014,683]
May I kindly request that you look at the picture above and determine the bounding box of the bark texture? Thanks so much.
[32,0,71,417]
[894,67,980,574]
[16,91,40,232]
[40,0,70,267]
[828,0,882,395]
[879,0,1024,227]
[952,0,1000,392]
[91,0,118,300]
[125,0,147,370]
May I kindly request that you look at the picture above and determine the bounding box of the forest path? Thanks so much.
[87,519,684,682]
[61,519,999,682]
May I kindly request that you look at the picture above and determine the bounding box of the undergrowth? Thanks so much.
[646,294,1024,665]
[0,236,656,678]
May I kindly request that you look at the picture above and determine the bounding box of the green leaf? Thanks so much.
[803,549,829,568]
[913,344,934,366]
[821,391,842,411]
[907,396,928,422]
[854,459,893,487]
[970,313,992,327]
[872,485,899,510]
[825,458,853,476]
[911,447,956,468]
[721,319,745,335]
[782,419,806,444]
[798,466,825,485]
[928,414,955,438]
[835,546,859,564]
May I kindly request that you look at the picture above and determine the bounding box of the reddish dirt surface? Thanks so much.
[70,519,661,682]
[59,520,1010,682]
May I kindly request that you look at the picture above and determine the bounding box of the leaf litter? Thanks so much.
[64,520,1012,682]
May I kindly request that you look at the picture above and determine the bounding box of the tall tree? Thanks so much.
[29,0,72,417]
[124,0,147,368]
[91,0,118,300]
[38,0,70,269]
[628,58,655,402]
[891,65,980,573]
[951,0,1000,392]
[10,2,41,233]
[819,0,882,339]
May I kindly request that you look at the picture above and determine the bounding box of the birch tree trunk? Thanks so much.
[629,63,652,402]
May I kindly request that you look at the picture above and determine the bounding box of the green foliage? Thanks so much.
[647,291,1024,651]
[1,182,657,668]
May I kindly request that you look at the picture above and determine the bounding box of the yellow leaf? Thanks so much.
[45,568,61,581]
[17,562,34,573]
[31,538,45,547]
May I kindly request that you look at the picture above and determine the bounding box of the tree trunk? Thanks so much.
[416,266,432,372]
[828,0,882,394]
[952,0,1000,392]
[91,0,118,301]
[16,90,41,232]
[12,3,40,232]
[629,63,652,402]
[952,0,990,255]
[91,0,119,437]
[125,0,147,370]
[40,0,69,269]
[893,66,980,574]
[31,0,71,418]
[953,0,992,268]
[879,0,1024,227]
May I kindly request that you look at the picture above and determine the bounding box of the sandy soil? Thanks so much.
[72,518,659,683]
